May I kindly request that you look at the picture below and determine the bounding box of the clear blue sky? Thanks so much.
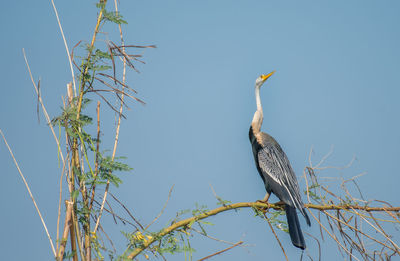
[1,0,400,260]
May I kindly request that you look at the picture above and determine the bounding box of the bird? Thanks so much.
[249,71,311,250]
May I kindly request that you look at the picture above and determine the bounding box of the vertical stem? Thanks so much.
[72,205,85,261]
[58,201,73,261]
[93,0,126,234]
[89,101,101,211]
[84,185,91,260]
[70,2,107,261]
[69,151,80,261]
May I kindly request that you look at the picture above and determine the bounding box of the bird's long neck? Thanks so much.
[251,86,263,134]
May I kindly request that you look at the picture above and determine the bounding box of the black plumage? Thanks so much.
[249,72,310,250]
[249,126,310,249]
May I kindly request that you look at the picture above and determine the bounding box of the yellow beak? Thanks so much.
[261,71,276,82]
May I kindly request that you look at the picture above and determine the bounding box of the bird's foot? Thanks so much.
[256,192,271,204]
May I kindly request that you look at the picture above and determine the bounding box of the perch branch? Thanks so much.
[127,201,400,259]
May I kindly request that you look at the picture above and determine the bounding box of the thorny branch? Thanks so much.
[126,201,400,259]
[124,149,399,260]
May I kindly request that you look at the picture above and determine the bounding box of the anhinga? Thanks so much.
[249,71,311,250]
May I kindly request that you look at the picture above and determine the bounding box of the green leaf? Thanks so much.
[94,65,112,71]
[96,2,106,9]
[216,196,232,206]
[63,250,76,260]
[198,220,214,226]
[94,49,112,59]
[102,10,128,25]
[71,190,80,200]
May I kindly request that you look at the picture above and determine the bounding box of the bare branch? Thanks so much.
[145,185,175,230]
[108,192,144,230]
[0,129,56,257]
[197,241,244,261]
[50,0,77,96]
[22,49,65,166]
[263,212,288,261]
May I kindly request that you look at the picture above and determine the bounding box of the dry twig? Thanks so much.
[263,212,289,261]
[0,129,56,257]
[197,241,244,261]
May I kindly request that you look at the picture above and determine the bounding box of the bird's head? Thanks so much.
[255,71,275,88]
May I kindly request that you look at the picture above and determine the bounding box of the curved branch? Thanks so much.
[127,201,400,259]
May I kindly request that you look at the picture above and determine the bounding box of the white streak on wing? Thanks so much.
[257,151,280,185]
[257,145,303,210]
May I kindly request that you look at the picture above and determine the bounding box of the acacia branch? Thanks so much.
[93,0,128,235]
[127,201,400,259]
[68,3,106,261]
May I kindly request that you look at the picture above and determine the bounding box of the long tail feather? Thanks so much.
[285,205,306,250]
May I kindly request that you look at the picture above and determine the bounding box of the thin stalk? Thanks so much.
[0,129,57,258]
[50,0,77,96]
[93,0,126,234]
[197,241,243,261]
[89,101,101,212]
[22,49,65,166]
[56,153,68,253]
